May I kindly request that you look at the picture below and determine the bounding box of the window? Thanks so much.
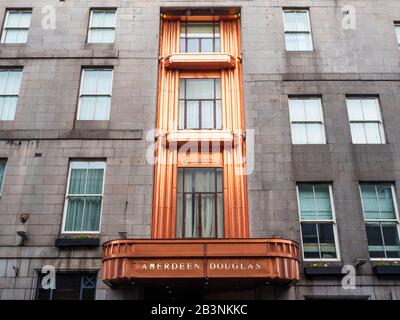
[179,78,221,129]
[289,97,326,144]
[88,9,116,43]
[62,161,106,233]
[0,160,6,194]
[177,168,223,238]
[360,183,400,259]
[0,69,22,120]
[180,21,220,53]
[283,9,313,51]
[77,69,113,120]
[395,23,400,47]
[36,272,97,300]
[1,10,32,44]
[297,184,339,260]
[346,97,385,144]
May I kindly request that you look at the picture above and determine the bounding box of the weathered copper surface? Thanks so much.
[102,239,300,286]
[164,53,237,70]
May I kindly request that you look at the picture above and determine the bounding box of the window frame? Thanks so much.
[178,77,222,130]
[288,96,326,144]
[35,271,97,300]
[296,183,341,262]
[359,183,400,261]
[176,167,224,239]
[283,8,314,52]
[61,160,106,234]
[180,21,221,53]
[346,96,386,144]
[1,9,32,44]
[0,68,23,121]
[76,68,114,121]
[87,8,117,44]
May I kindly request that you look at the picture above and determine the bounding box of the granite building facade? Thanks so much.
[0,0,400,300]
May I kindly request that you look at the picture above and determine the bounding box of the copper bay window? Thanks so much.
[180,21,220,53]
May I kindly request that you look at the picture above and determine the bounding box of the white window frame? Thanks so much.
[77,68,113,121]
[61,160,106,234]
[395,22,400,48]
[346,96,386,144]
[1,9,32,44]
[296,184,341,262]
[283,9,314,51]
[289,97,326,144]
[0,69,23,121]
[87,9,117,44]
[359,183,400,261]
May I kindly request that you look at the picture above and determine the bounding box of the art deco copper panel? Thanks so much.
[102,239,300,286]
[153,18,249,239]
[164,53,237,70]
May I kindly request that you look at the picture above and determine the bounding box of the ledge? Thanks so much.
[55,237,100,248]
[0,129,142,140]
[102,238,300,287]
[164,53,237,70]
[304,266,345,277]
[373,265,400,275]
[163,130,242,145]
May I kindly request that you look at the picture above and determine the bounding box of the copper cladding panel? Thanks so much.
[164,53,237,70]
[102,239,300,285]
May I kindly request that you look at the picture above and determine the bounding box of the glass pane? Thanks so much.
[180,38,186,52]
[96,71,113,94]
[296,33,312,51]
[291,124,307,144]
[216,169,223,192]
[215,79,221,99]
[69,168,87,194]
[201,38,213,52]
[4,30,18,43]
[366,223,385,258]
[82,197,102,231]
[294,12,310,31]
[0,161,6,191]
[100,29,115,43]
[103,11,116,28]
[285,33,298,51]
[179,79,185,99]
[79,97,96,120]
[53,274,82,300]
[347,99,363,121]
[314,185,332,219]
[19,12,32,28]
[86,169,104,194]
[179,101,185,129]
[216,100,222,129]
[81,71,98,94]
[94,97,111,120]
[0,72,8,94]
[187,23,213,38]
[184,194,199,238]
[5,71,22,95]
[284,12,298,32]
[15,30,28,43]
[215,38,221,52]
[194,168,215,192]
[186,101,199,129]
[65,197,85,231]
[88,29,103,43]
[187,39,199,53]
[350,123,366,144]
[364,123,383,144]
[377,185,396,219]
[91,12,105,28]
[201,194,216,237]
[382,224,400,258]
[176,193,183,238]
[217,194,224,238]
[361,184,380,219]
[396,26,400,45]
[186,79,214,99]
[304,99,322,121]
[306,123,325,144]
[201,101,214,128]
[299,185,316,220]
[6,12,21,28]
[318,224,337,259]
[177,169,184,193]
[289,99,306,121]
[361,99,379,121]
[301,223,320,259]
[180,23,186,37]
[0,97,17,120]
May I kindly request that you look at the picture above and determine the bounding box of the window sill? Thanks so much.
[373,264,400,275]
[55,237,100,248]
[74,120,109,130]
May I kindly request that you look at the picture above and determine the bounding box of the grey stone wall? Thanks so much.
[0,0,400,299]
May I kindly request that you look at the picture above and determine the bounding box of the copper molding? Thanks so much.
[102,239,300,286]
[164,53,237,70]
